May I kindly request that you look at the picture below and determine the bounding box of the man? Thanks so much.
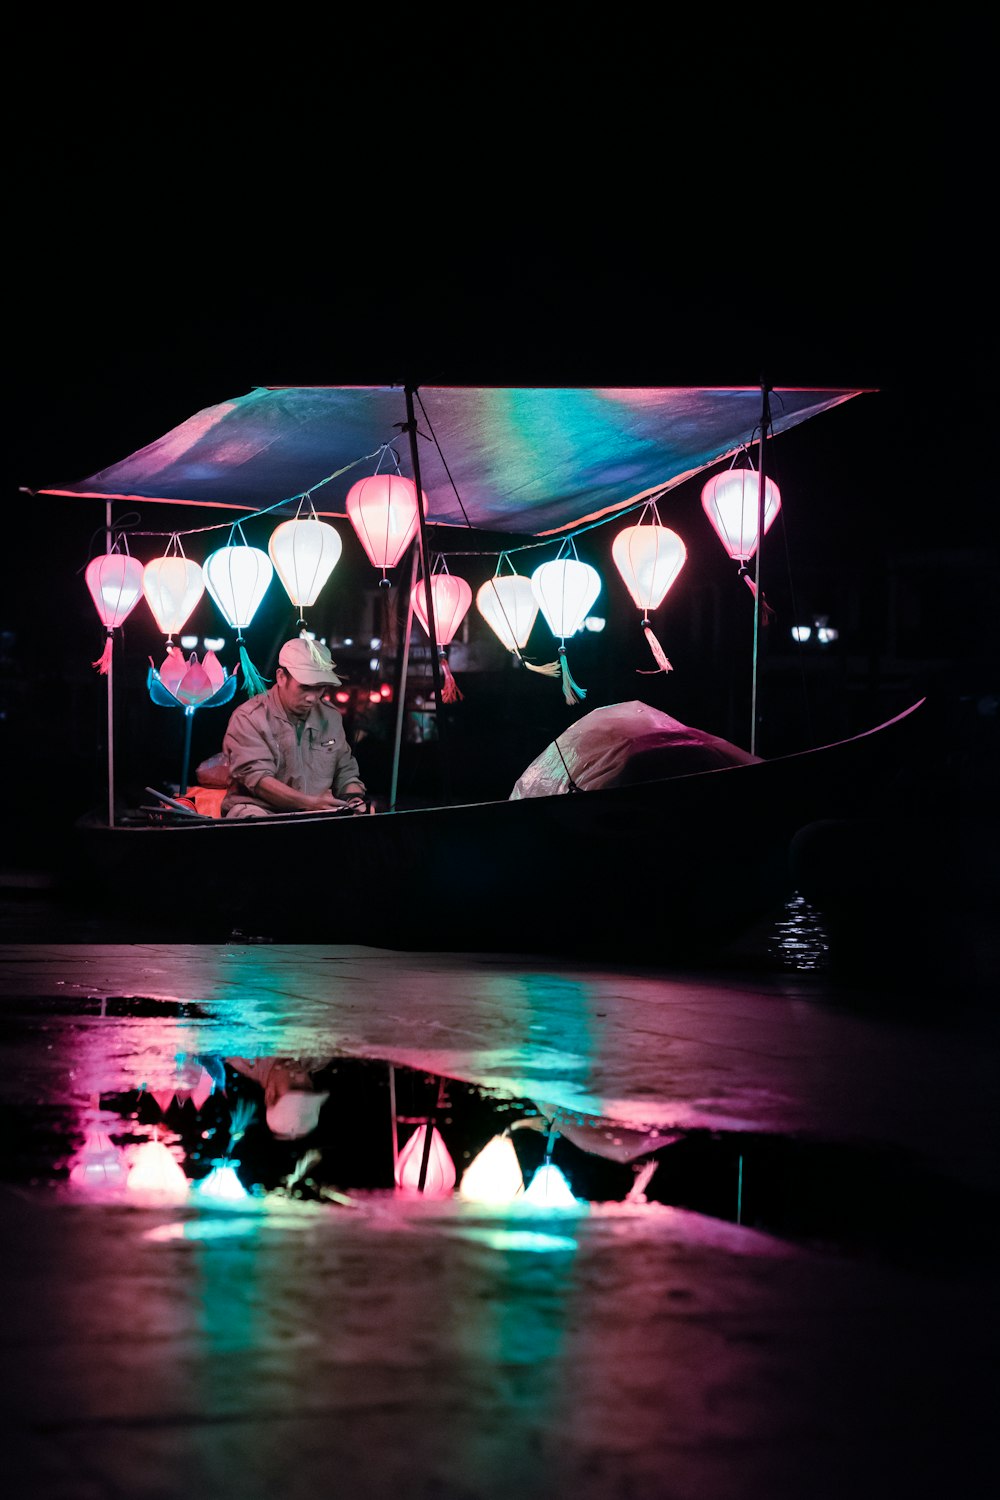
[221,638,368,818]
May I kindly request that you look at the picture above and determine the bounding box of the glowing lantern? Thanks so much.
[476,559,539,654]
[345,472,423,583]
[69,1125,129,1191]
[701,465,781,617]
[531,539,602,705]
[204,523,274,695]
[196,1162,249,1203]
[611,501,687,673]
[85,545,144,674]
[459,1132,524,1203]
[412,561,473,703]
[143,536,205,646]
[126,1139,190,1200]
[395,1124,457,1197]
[148,651,240,793]
[268,500,343,631]
[522,1161,580,1208]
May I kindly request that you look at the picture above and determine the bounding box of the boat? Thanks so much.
[30,379,916,953]
[65,699,926,952]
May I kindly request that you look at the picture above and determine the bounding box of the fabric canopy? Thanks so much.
[36,383,870,538]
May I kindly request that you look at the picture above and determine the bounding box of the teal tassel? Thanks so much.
[239,642,271,698]
[558,646,586,706]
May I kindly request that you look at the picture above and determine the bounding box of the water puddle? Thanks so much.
[1,1014,987,1270]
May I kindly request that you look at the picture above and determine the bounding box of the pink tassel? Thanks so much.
[558,646,586,706]
[524,658,560,678]
[741,572,776,623]
[638,622,673,674]
[92,634,114,674]
[438,651,463,703]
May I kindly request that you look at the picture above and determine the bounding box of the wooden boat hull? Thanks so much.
[67,702,926,956]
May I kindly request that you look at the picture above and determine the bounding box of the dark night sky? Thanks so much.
[4,41,994,839]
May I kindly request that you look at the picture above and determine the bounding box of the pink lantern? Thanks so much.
[85,546,144,674]
[700,467,781,563]
[412,563,472,704]
[395,1124,457,1197]
[143,536,206,646]
[530,539,602,705]
[346,473,423,582]
[69,1125,129,1191]
[611,501,687,673]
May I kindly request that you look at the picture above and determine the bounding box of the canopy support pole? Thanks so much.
[749,381,771,757]
[105,501,116,828]
[389,544,419,812]
[403,385,451,805]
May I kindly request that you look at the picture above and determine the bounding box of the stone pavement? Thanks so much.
[0,942,996,1499]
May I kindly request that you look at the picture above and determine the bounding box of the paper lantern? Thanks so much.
[196,1162,249,1202]
[346,473,422,581]
[69,1126,129,1190]
[700,468,781,563]
[522,1161,580,1208]
[204,528,274,695]
[126,1139,190,1199]
[459,1132,524,1203]
[143,539,206,644]
[476,569,539,653]
[85,548,145,673]
[147,652,240,793]
[412,564,472,704]
[611,503,687,672]
[531,543,602,705]
[269,510,343,625]
[394,1124,457,1197]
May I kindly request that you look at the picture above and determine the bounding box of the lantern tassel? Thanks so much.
[238,640,271,697]
[557,646,586,706]
[438,650,463,703]
[302,634,329,666]
[91,633,114,675]
[638,621,673,674]
[523,658,560,678]
[740,570,776,624]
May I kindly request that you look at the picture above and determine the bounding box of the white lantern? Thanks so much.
[459,1133,524,1203]
[611,504,687,672]
[530,546,602,705]
[143,541,205,643]
[476,571,539,652]
[269,515,343,609]
[204,541,273,628]
[700,469,781,563]
[531,557,601,641]
[345,473,422,581]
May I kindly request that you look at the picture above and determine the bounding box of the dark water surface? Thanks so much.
[0,902,996,1499]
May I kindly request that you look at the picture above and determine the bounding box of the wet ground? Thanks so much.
[0,884,997,1498]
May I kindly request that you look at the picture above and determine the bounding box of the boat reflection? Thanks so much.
[61,1050,679,1213]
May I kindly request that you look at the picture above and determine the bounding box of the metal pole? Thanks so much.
[749,381,771,756]
[403,385,450,804]
[105,501,115,827]
[389,544,419,812]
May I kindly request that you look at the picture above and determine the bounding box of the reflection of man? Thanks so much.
[222,638,367,818]
[225,1057,331,1139]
